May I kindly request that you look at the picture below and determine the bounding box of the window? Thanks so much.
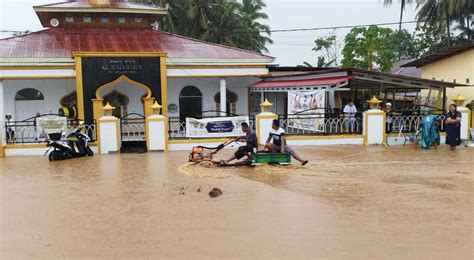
[135,17,142,23]
[214,90,238,115]
[100,16,109,23]
[83,16,92,23]
[66,15,74,23]
[118,17,126,24]
[15,88,44,101]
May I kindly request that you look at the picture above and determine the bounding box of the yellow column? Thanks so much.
[75,56,85,120]
[160,56,168,116]
[92,99,104,121]
[143,97,155,118]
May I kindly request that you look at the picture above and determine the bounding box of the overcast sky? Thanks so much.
[0,0,418,65]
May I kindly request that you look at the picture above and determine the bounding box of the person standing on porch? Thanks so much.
[265,119,308,166]
[445,104,462,150]
[383,103,394,133]
[343,99,357,134]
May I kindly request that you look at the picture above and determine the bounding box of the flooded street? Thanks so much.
[1,145,473,259]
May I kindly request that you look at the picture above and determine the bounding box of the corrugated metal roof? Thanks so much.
[0,28,273,60]
[402,43,474,68]
[249,76,352,88]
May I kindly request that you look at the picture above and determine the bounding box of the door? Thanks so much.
[179,86,203,122]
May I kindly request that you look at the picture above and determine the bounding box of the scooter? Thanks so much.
[45,126,94,161]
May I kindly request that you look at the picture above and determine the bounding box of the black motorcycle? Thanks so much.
[45,127,94,161]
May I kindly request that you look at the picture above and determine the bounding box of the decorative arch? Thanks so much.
[179,85,202,97]
[60,91,77,107]
[95,75,152,100]
[214,90,238,103]
[102,89,129,117]
[15,88,44,101]
[179,86,202,121]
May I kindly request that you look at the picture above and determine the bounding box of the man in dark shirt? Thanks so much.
[222,122,257,164]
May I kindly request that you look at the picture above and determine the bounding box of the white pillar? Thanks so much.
[146,115,167,151]
[363,109,386,145]
[328,89,335,109]
[220,77,227,116]
[458,107,470,140]
[97,116,120,154]
[256,113,278,145]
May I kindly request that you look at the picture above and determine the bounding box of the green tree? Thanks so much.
[395,29,420,59]
[303,35,338,67]
[414,22,445,56]
[132,0,272,53]
[341,26,397,72]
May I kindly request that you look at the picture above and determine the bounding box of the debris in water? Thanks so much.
[177,186,186,195]
[208,188,222,198]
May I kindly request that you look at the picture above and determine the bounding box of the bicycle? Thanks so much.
[386,124,421,147]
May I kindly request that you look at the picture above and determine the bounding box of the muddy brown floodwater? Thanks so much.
[1,145,473,259]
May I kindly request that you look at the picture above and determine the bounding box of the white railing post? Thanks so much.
[97,115,120,154]
[363,109,386,146]
[458,107,470,140]
[146,114,167,151]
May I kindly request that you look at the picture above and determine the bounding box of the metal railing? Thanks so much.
[388,114,446,133]
[278,112,363,136]
[4,114,96,145]
[120,113,146,142]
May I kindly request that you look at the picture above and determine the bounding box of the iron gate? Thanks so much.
[120,113,146,151]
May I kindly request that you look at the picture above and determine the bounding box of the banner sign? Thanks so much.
[287,90,326,132]
[186,116,249,138]
[36,116,67,136]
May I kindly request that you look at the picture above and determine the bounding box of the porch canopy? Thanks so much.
[249,67,460,110]
[250,68,459,92]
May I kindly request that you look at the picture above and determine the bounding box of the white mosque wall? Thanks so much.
[3,79,75,121]
[167,77,260,118]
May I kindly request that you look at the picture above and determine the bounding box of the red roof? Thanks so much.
[249,76,352,88]
[34,0,164,11]
[0,28,273,60]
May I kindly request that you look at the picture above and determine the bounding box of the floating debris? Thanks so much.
[208,188,222,198]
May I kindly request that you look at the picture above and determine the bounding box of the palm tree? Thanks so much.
[416,0,453,46]
[131,0,273,53]
[383,0,414,32]
[383,0,414,58]
[238,0,273,52]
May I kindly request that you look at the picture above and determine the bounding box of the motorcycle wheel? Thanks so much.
[49,151,66,161]
[86,146,94,156]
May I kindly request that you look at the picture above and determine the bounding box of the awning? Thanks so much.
[249,75,352,91]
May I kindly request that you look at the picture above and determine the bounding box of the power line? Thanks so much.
[0,18,444,35]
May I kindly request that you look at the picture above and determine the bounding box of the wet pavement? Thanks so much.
[1,145,473,259]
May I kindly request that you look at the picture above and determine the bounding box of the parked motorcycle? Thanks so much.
[45,126,94,161]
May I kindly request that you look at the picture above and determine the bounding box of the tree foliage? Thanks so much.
[341,26,397,72]
[303,35,339,67]
[132,0,272,53]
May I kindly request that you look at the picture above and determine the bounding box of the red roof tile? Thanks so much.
[0,28,273,60]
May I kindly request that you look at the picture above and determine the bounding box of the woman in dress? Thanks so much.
[445,104,462,150]
[419,107,440,149]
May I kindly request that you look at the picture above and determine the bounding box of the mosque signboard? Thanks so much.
[80,56,162,124]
